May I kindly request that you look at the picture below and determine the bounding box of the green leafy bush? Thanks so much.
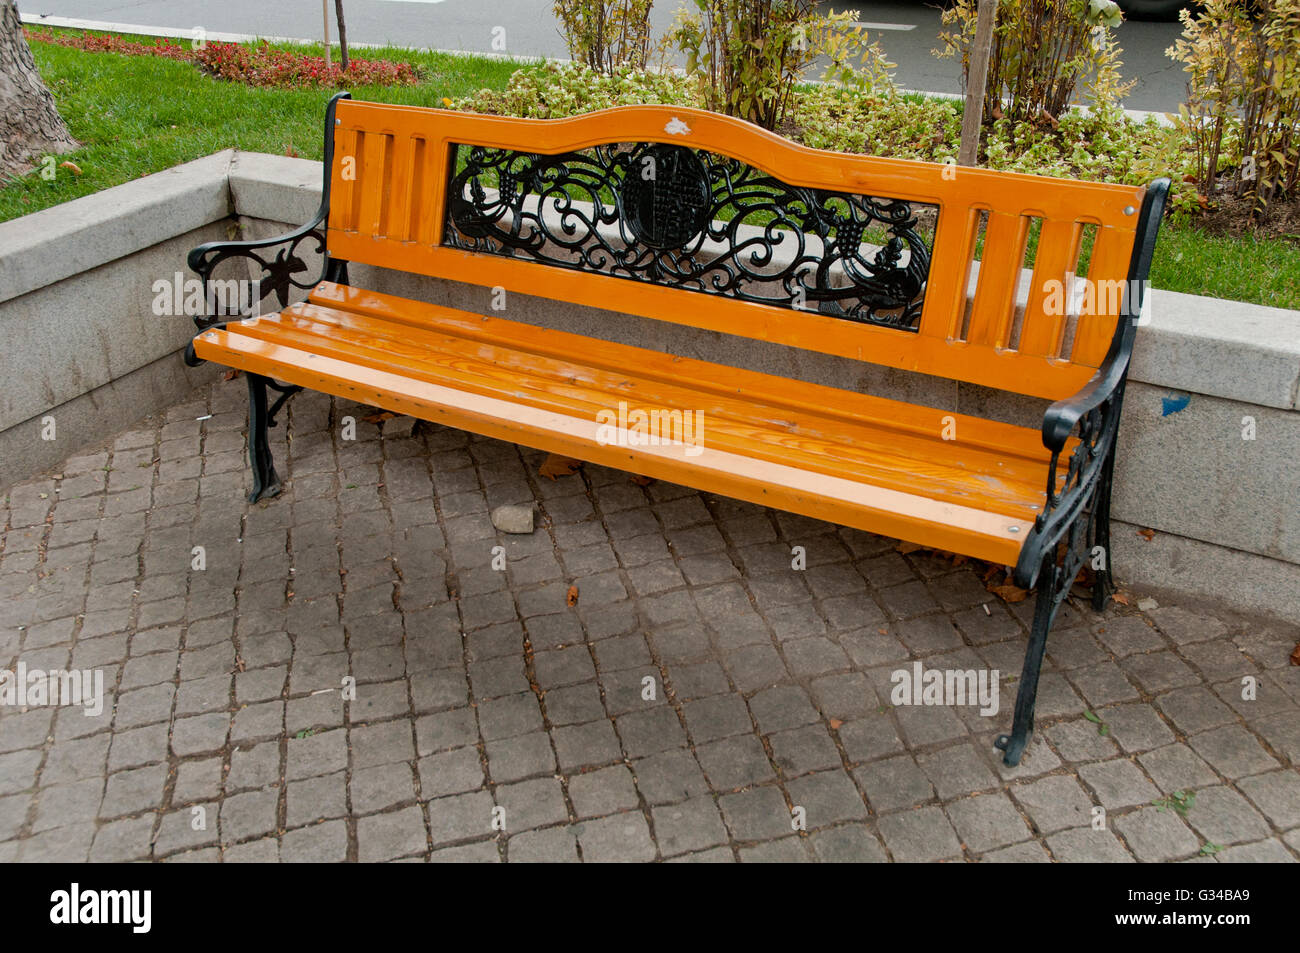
[455,61,698,118]
[1167,0,1300,222]
[454,62,1191,211]
[668,0,894,131]
[937,0,1131,129]
[553,0,654,73]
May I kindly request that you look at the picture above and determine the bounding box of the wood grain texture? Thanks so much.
[190,286,1069,565]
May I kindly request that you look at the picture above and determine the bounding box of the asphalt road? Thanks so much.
[18,0,1189,111]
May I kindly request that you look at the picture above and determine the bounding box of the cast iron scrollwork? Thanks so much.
[444,142,935,330]
[187,225,329,329]
[1013,386,1123,597]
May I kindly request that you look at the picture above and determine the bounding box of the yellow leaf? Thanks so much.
[539,454,582,481]
[988,583,1030,603]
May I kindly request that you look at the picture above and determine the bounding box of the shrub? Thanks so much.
[937,0,1131,129]
[453,61,1191,214]
[194,42,419,88]
[455,61,699,118]
[1167,0,1300,222]
[554,0,654,72]
[668,0,894,131]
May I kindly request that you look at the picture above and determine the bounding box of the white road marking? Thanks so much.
[19,13,548,61]
[854,21,917,31]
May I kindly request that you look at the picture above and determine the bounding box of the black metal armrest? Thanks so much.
[1040,329,1134,454]
[184,91,352,364]
[1014,328,1133,588]
[186,216,331,325]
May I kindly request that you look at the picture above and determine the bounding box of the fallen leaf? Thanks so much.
[1111,591,1131,606]
[362,411,397,424]
[539,454,582,481]
[629,474,654,486]
[1138,527,1156,541]
[988,582,1030,603]
[222,369,241,381]
[58,160,82,175]
[828,718,843,731]
[1290,643,1300,666]
[895,541,924,555]
[566,585,579,607]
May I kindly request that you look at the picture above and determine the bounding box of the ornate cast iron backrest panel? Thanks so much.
[443,142,936,331]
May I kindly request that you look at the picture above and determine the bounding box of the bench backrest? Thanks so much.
[324,96,1161,402]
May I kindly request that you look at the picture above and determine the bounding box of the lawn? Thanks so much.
[3,32,1298,311]
[0,34,521,220]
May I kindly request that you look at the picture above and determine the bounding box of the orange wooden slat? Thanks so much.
[1071,225,1136,367]
[1020,219,1084,359]
[328,127,359,232]
[334,100,1147,231]
[310,282,1058,464]
[385,135,417,243]
[918,205,980,340]
[966,211,1029,349]
[355,131,390,238]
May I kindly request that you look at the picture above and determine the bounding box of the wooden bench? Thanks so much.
[185,93,1168,766]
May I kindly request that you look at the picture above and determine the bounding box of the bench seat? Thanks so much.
[195,281,1060,567]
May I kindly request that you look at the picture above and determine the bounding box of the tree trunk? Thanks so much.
[0,0,77,178]
[958,0,997,167]
[335,0,349,71]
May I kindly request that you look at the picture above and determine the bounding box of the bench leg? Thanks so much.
[995,551,1059,767]
[1091,451,1118,611]
[246,373,301,503]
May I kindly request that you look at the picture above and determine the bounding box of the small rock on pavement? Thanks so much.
[383,415,418,439]
[491,504,535,534]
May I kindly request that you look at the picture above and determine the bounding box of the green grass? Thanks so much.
[3,34,1298,311]
[0,34,520,221]
[1149,226,1300,311]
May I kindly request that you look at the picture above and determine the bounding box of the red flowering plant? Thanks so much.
[26,29,420,89]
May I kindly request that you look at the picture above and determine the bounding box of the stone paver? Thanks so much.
[0,380,1294,862]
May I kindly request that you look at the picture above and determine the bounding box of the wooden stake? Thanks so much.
[958,0,997,167]
[322,0,332,69]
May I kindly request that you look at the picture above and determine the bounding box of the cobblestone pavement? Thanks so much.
[2,377,1298,863]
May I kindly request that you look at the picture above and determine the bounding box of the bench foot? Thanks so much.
[246,374,300,503]
[994,730,1028,767]
[997,551,1059,767]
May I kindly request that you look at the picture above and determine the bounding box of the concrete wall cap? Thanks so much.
[0,150,236,305]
